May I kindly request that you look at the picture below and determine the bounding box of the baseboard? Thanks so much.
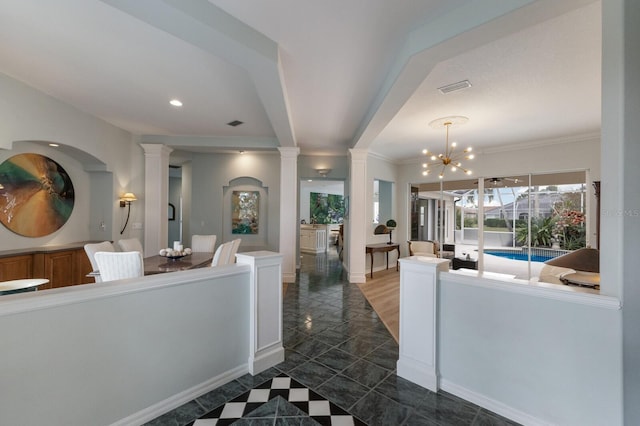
[397,357,438,392]
[348,272,367,283]
[112,364,249,426]
[439,379,550,426]
[282,272,296,283]
[249,345,285,375]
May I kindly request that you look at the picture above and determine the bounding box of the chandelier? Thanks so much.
[421,116,474,179]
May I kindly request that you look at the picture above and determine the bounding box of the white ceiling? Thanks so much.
[0,0,601,163]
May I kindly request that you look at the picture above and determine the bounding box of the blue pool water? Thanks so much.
[484,250,554,263]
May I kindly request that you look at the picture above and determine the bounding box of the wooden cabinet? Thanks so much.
[0,243,95,290]
[0,254,33,281]
[76,250,94,285]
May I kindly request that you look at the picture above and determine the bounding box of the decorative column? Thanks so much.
[140,144,173,257]
[397,256,449,391]
[348,149,368,283]
[278,147,300,283]
[236,251,285,375]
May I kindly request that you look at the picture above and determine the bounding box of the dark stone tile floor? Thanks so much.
[145,249,520,425]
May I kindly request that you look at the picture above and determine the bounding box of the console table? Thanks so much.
[366,243,400,278]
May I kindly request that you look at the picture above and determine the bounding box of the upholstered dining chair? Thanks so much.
[229,238,241,263]
[117,238,143,254]
[191,234,217,253]
[94,251,144,282]
[84,241,115,283]
[209,240,233,267]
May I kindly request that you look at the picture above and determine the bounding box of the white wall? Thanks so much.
[188,152,280,252]
[0,266,251,426]
[0,73,142,249]
[298,155,349,181]
[366,154,400,273]
[438,274,621,425]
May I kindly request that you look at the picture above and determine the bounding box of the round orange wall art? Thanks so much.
[0,153,75,237]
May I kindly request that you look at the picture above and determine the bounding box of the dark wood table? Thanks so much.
[365,243,400,278]
[144,252,214,275]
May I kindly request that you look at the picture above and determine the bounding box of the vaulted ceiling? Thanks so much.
[0,0,600,162]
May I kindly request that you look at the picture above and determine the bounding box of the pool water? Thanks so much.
[484,250,554,263]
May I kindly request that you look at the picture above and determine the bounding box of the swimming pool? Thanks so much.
[484,250,555,263]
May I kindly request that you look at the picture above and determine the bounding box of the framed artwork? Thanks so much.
[232,190,259,234]
[310,192,344,224]
[0,153,75,237]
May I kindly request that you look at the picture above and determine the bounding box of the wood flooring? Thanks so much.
[357,268,400,343]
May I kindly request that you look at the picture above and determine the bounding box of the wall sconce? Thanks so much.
[316,168,331,178]
[119,192,137,234]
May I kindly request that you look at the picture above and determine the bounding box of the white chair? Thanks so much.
[211,241,235,267]
[229,238,241,263]
[94,251,144,282]
[117,238,143,254]
[84,241,115,283]
[191,235,217,253]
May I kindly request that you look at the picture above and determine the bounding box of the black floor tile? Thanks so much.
[349,390,412,426]
[314,347,359,372]
[341,359,392,388]
[146,251,515,426]
[288,359,338,389]
[316,374,371,410]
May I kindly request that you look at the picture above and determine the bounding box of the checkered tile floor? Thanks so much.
[193,373,366,425]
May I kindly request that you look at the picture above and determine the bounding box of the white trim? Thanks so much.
[442,270,621,309]
[249,344,285,375]
[112,364,249,426]
[397,357,438,391]
[440,378,552,426]
[481,132,600,154]
[348,272,367,283]
[0,264,251,317]
[282,272,296,282]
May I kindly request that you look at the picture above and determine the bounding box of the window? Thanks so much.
[411,171,589,281]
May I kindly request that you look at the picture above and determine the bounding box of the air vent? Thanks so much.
[227,120,244,127]
[438,80,472,94]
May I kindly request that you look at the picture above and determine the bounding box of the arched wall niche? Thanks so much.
[222,176,268,251]
[1,140,115,244]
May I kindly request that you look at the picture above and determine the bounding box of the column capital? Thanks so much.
[140,143,173,156]
[348,148,368,161]
[278,147,300,158]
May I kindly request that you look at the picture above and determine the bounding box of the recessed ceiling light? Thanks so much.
[239,150,245,155]
[169,99,183,107]
[227,120,243,127]
[49,143,59,147]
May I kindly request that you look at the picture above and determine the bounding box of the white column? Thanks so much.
[348,149,368,283]
[140,144,173,257]
[236,251,285,375]
[603,0,640,422]
[397,256,449,391]
[278,147,300,283]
